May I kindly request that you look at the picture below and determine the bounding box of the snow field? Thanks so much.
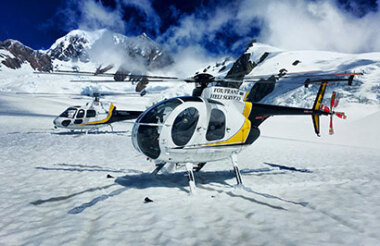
[0,93,379,245]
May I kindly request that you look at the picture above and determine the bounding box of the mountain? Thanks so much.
[0,40,52,71]
[0,29,173,72]
[201,41,380,106]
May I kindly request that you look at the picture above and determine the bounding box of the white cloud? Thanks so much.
[77,0,126,33]
[242,0,380,53]
[165,45,221,77]
[159,0,380,54]
[56,0,380,69]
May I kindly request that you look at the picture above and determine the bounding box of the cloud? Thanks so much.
[51,0,380,66]
[158,2,242,54]
[158,0,380,54]
[49,0,125,33]
[241,0,380,53]
[121,0,161,35]
[78,0,126,33]
[164,45,222,77]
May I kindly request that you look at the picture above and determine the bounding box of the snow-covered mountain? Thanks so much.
[47,29,173,70]
[0,29,173,73]
[201,41,380,106]
[0,40,52,71]
[1,30,379,107]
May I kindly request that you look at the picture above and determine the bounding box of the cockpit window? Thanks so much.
[172,107,199,146]
[59,108,77,118]
[76,109,85,118]
[139,98,182,124]
[206,109,226,141]
[134,98,182,159]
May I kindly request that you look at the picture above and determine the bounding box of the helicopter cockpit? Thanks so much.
[132,96,224,160]
[132,98,183,159]
[59,107,78,118]
[54,106,98,128]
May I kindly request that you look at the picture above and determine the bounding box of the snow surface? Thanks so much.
[0,91,379,246]
[0,46,380,245]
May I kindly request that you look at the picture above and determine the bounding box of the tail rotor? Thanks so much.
[320,91,346,135]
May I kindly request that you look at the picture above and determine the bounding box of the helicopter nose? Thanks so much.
[53,118,60,127]
[53,117,71,128]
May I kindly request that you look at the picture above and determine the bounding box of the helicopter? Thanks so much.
[130,72,359,193]
[38,68,361,193]
[53,91,144,132]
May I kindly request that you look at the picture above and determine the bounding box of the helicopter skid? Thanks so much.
[157,152,244,194]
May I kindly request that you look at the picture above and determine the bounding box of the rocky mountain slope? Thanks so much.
[0,40,52,71]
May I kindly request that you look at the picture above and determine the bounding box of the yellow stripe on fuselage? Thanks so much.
[80,103,114,125]
[244,91,250,101]
[204,118,251,146]
[205,102,252,146]
[243,102,252,118]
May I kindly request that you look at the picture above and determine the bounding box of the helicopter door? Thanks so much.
[206,109,226,141]
[74,109,85,124]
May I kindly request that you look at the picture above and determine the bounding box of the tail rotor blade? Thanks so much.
[330,91,336,109]
[329,114,334,135]
[327,91,346,135]
[330,91,340,109]
[320,104,330,113]
[335,112,347,119]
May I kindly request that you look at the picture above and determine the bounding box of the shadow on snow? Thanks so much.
[32,164,310,214]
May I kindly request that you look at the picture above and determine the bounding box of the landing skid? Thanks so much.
[186,163,196,194]
[150,156,243,194]
[231,153,243,185]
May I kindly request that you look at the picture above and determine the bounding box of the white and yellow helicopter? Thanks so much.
[130,72,359,192]
[39,69,360,192]
[53,91,143,132]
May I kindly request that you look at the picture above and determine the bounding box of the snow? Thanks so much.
[1,45,380,245]
[0,92,379,245]
[223,43,380,107]
[49,29,106,51]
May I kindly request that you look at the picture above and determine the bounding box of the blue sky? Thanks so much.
[0,0,379,56]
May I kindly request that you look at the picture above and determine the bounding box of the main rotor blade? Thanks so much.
[70,79,166,83]
[36,70,180,80]
[244,71,362,80]
[35,70,363,86]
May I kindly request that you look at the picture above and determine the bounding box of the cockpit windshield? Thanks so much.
[59,107,77,118]
[133,98,182,159]
[139,98,182,124]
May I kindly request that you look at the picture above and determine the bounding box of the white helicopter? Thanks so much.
[40,69,361,193]
[53,92,143,132]
[130,72,359,192]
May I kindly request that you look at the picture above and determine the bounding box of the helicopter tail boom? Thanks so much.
[248,80,349,136]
